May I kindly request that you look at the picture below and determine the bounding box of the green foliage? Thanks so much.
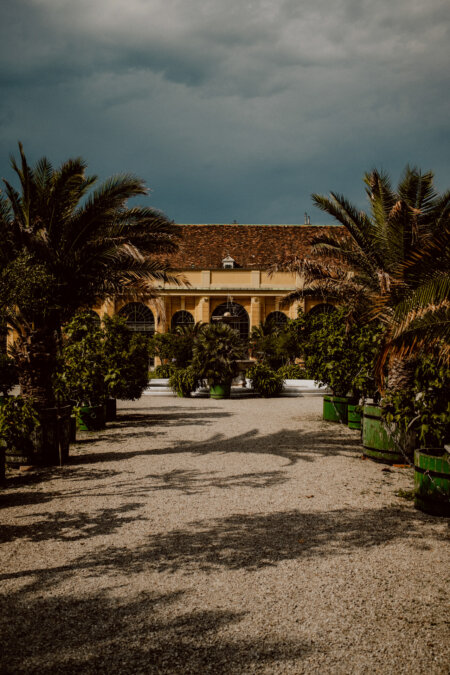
[149,332,178,363]
[103,315,149,400]
[303,307,357,396]
[246,363,284,398]
[301,307,384,398]
[0,353,17,396]
[56,312,107,406]
[149,322,205,368]
[277,364,309,380]
[383,351,450,449]
[154,364,177,378]
[250,318,302,369]
[192,323,246,386]
[169,366,199,397]
[0,252,58,324]
[0,396,39,449]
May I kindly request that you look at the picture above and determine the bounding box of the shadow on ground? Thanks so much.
[1,504,443,585]
[0,588,311,674]
[70,424,361,468]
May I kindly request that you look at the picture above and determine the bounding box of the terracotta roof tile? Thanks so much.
[164,224,342,269]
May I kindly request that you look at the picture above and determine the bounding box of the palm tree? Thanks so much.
[0,143,181,407]
[279,167,450,383]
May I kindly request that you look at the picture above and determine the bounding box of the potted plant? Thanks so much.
[103,315,150,419]
[383,353,450,515]
[0,353,17,405]
[192,323,246,399]
[303,307,358,424]
[57,313,107,431]
[247,363,284,397]
[169,365,200,398]
[0,396,39,469]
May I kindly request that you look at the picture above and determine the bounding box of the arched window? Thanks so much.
[171,310,195,331]
[307,303,336,316]
[266,311,288,328]
[118,302,155,334]
[211,302,249,340]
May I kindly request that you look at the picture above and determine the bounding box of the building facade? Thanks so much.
[95,223,339,338]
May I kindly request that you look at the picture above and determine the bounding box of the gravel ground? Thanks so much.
[1,395,449,674]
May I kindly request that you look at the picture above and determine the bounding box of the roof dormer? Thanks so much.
[222,255,236,269]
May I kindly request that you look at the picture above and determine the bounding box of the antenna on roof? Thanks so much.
[304,212,308,225]
[232,219,238,224]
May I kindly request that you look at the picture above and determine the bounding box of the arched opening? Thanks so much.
[171,310,194,331]
[307,303,336,316]
[266,311,288,328]
[211,302,249,340]
[118,302,155,334]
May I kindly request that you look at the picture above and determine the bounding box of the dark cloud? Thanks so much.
[0,0,449,223]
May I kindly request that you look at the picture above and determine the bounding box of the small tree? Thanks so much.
[192,323,246,387]
[56,313,107,407]
[103,315,150,400]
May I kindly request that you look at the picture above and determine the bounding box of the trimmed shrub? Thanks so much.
[247,363,284,398]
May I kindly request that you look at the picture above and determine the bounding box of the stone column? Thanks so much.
[198,296,210,323]
[250,296,261,328]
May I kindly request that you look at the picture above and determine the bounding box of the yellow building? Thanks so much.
[95,223,339,338]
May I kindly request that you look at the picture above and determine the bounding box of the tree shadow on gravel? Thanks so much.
[0,587,311,674]
[66,504,447,575]
[70,426,361,467]
[0,501,146,544]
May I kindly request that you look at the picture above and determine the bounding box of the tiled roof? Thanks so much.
[164,224,341,269]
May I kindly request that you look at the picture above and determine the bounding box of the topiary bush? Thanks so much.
[246,363,284,398]
[277,364,309,380]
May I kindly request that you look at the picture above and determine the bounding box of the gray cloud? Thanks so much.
[0,0,449,223]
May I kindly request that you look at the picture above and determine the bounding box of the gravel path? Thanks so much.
[1,395,449,674]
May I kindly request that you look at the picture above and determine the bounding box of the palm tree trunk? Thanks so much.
[15,324,58,408]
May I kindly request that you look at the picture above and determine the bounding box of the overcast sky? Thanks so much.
[0,0,449,224]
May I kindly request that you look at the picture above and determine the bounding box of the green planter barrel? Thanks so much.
[414,450,450,517]
[323,395,349,423]
[362,404,403,464]
[209,383,231,400]
[76,405,106,431]
[348,403,362,430]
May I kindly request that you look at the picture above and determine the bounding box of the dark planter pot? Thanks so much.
[0,445,5,482]
[5,404,72,467]
[323,395,349,423]
[209,383,231,400]
[348,403,362,430]
[414,449,450,517]
[77,405,106,431]
[70,415,77,443]
[105,398,117,422]
[362,404,404,464]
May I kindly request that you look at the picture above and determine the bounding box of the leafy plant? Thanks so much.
[0,142,179,408]
[154,364,177,378]
[246,363,284,397]
[277,363,309,380]
[192,323,246,387]
[169,366,199,397]
[383,350,450,450]
[56,313,107,407]
[0,353,17,396]
[103,315,150,400]
[0,396,39,450]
